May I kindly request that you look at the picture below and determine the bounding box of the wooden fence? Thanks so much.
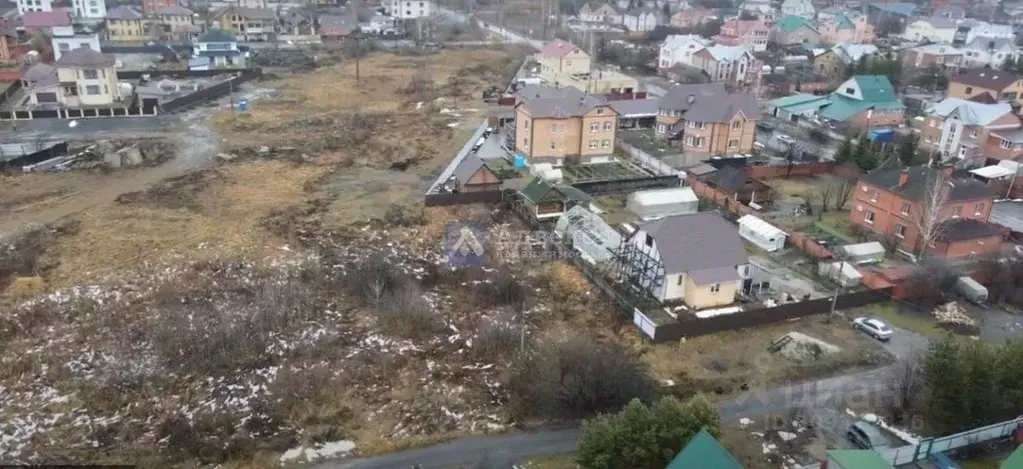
[425,190,504,206]
[746,162,860,180]
[649,287,894,341]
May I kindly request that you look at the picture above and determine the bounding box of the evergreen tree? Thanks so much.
[836,137,856,164]
[923,339,967,435]
[662,2,671,17]
[855,55,869,74]
[961,341,1000,429]
[897,134,919,166]
[1003,55,1017,72]
[577,395,720,469]
[852,137,878,171]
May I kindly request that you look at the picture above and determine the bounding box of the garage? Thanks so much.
[35,92,58,103]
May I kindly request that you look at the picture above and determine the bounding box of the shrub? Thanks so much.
[478,271,527,308]
[377,282,442,338]
[384,203,425,227]
[348,253,409,305]
[472,316,521,362]
[508,336,656,420]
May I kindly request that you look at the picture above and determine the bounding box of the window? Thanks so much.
[677,275,683,286]
[952,205,962,217]
[549,141,557,150]
[864,210,875,224]
[85,85,100,95]
[710,283,721,293]
[900,202,910,216]
[869,190,878,202]
[588,139,598,149]
[601,139,611,148]
[58,42,70,51]
[550,123,560,133]
[1001,139,1012,149]
[689,121,706,129]
[590,123,600,132]
[523,138,529,147]
[970,129,978,138]
[965,86,973,94]
[895,224,906,238]
[82,69,98,79]
[728,139,739,148]
[524,120,529,129]
[645,234,653,246]
[596,108,604,114]
[603,122,612,131]
[845,87,854,94]
[974,202,985,216]
[732,120,741,130]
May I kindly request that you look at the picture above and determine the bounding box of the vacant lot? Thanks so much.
[641,316,893,396]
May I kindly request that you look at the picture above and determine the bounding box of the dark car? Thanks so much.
[756,123,775,133]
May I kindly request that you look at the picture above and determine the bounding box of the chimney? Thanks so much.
[898,169,910,187]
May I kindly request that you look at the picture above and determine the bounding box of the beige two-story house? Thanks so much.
[513,88,618,166]
[538,39,591,84]
[624,212,749,309]
[27,48,121,107]
[654,82,759,156]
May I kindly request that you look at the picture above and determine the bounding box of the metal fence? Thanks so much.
[616,139,680,177]
[879,417,1023,466]
[648,288,893,342]
[160,69,264,113]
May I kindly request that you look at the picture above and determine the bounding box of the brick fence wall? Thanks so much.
[746,162,861,180]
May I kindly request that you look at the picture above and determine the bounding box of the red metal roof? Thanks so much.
[540,39,582,58]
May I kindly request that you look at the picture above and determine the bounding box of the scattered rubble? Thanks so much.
[933,302,980,335]
[22,139,177,172]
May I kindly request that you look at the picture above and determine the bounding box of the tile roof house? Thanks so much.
[919,97,1019,164]
[625,212,749,308]
[901,44,963,69]
[818,12,875,44]
[318,14,355,39]
[689,44,759,85]
[26,48,122,108]
[947,68,1023,108]
[667,428,743,469]
[213,6,277,41]
[622,7,662,32]
[518,177,591,219]
[669,7,716,29]
[852,166,1003,258]
[658,33,711,69]
[538,39,592,84]
[900,17,957,43]
[105,5,145,42]
[655,83,760,156]
[451,154,500,193]
[812,43,879,77]
[513,90,618,165]
[190,29,244,70]
[713,18,769,52]
[578,2,622,23]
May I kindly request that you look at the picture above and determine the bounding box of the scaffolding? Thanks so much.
[609,229,665,298]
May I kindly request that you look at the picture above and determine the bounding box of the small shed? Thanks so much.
[818,261,863,287]
[453,153,501,193]
[626,187,698,220]
[554,205,622,264]
[840,241,886,265]
[737,215,787,252]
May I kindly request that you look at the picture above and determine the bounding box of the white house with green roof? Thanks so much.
[771,14,821,45]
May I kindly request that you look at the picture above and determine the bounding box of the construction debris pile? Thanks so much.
[22,139,177,172]
[933,301,980,335]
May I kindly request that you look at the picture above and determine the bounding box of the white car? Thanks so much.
[853,317,893,341]
[776,134,795,145]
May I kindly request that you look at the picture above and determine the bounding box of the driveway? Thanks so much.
[317,325,931,469]
[961,303,1023,343]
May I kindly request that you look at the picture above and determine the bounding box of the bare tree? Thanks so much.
[914,170,950,258]
[884,351,925,424]
[815,181,836,215]
[834,179,854,211]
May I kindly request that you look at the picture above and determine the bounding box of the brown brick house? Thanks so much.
[513,88,618,165]
[851,166,1002,258]
[947,68,1023,107]
[654,83,759,156]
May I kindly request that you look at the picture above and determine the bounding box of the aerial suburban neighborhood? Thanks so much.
[4,0,1023,466]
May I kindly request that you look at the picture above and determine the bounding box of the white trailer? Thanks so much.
[955,276,989,304]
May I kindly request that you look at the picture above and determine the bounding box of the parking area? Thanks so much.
[756,114,838,161]
[474,124,510,160]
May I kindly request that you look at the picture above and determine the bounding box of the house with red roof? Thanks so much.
[713,18,769,52]
[538,39,591,84]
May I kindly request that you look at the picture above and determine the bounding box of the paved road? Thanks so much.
[318,324,929,469]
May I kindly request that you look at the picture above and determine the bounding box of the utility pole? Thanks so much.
[229,78,235,114]
[347,32,366,82]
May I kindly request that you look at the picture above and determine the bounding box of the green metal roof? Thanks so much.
[776,15,818,34]
[852,75,898,103]
[1004,444,1023,469]
[666,428,743,469]
[820,94,871,121]
[769,93,824,108]
[835,14,855,29]
[785,100,831,114]
[827,450,895,469]
[520,177,560,204]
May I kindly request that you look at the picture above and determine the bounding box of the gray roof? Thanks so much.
[154,5,192,16]
[520,93,611,118]
[686,92,759,123]
[319,14,355,29]
[861,166,996,202]
[55,48,116,68]
[966,36,1016,50]
[21,62,56,82]
[938,218,1003,241]
[993,129,1023,143]
[106,5,143,20]
[685,162,718,176]
[280,11,312,27]
[516,84,584,102]
[609,98,659,117]
[705,165,749,192]
[453,153,486,182]
[658,83,727,112]
[217,7,276,19]
[198,29,236,43]
[637,212,748,275]
[690,265,741,285]
[923,17,957,28]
